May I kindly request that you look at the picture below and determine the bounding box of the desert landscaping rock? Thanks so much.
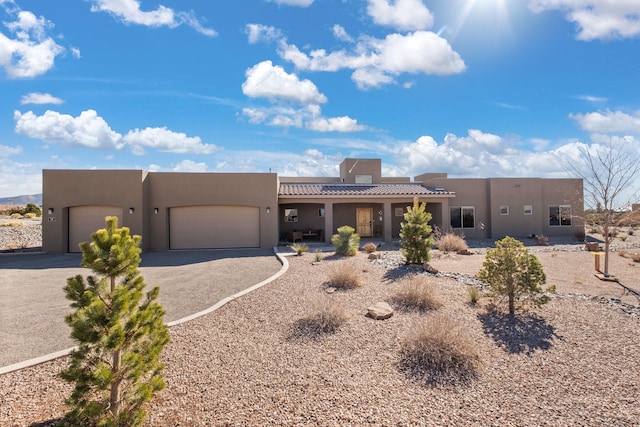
[2,224,640,426]
[367,301,394,320]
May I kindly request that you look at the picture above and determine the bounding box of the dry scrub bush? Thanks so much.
[400,313,480,384]
[9,213,22,219]
[292,296,348,338]
[327,261,362,290]
[1,221,24,227]
[393,275,442,311]
[362,242,377,254]
[466,287,481,305]
[435,232,468,253]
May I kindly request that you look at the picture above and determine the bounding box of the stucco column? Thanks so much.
[383,202,393,244]
[324,202,333,243]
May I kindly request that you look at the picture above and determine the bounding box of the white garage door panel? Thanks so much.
[69,206,123,252]
[170,206,259,249]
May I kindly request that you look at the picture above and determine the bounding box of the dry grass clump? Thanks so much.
[392,275,442,311]
[435,232,468,253]
[326,261,363,290]
[362,242,377,254]
[9,213,22,219]
[1,221,25,227]
[399,313,480,384]
[289,296,348,338]
[618,249,640,262]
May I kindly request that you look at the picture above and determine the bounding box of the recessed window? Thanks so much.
[549,205,572,226]
[450,206,475,229]
[318,208,325,217]
[355,175,372,183]
[500,205,509,215]
[524,205,533,215]
[395,207,404,217]
[284,208,298,222]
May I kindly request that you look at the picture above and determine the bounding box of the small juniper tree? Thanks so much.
[478,236,549,315]
[60,216,169,427]
[400,198,433,264]
[331,225,360,256]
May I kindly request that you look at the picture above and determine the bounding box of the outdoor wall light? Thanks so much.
[154,208,159,214]
[266,207,271,214]
[47,208,54,214]
[129,207,135,214]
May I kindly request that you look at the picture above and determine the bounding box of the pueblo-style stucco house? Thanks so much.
[42,158,583,253]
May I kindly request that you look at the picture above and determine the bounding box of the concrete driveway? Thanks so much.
[0,249,283,368]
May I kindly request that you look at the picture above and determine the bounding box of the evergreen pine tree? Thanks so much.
[60,216,169,427]
[400,198,433,264]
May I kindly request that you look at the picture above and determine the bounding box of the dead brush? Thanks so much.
[1,221,24,227]
[362,242,377,254]
[435,232,468,253]
[399,313,480,384]
[290,295,348,338]
[392,275,443,311]
[326,261,363,290]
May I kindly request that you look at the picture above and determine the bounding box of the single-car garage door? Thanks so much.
[170,206,259,250]
[69,206,123,252]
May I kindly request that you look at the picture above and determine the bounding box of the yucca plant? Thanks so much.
[331,225,360,256]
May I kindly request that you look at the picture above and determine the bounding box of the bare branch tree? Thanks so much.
[565,138,640,275]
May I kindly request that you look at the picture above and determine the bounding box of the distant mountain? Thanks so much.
[0,193,42,206]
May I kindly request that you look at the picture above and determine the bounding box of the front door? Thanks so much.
[356,208,373,237]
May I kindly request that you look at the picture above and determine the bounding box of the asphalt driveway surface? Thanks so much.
[0,249,283,368]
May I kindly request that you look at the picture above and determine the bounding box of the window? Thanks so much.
[284,208,298,222]
[549,205,572,226]
[524,205,533,215]
[318,208,325,217]
[355,174,372,183]
[500,205,509,215]
[395,207,404,217]
[450,206,475,229]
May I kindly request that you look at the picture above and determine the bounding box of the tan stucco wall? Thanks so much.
[339,158,382,183]
[43,170,147,253]
[43,170,279,253]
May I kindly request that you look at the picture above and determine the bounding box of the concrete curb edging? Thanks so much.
[0,248,290,375]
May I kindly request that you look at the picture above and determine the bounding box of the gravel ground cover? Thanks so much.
[1,242,639,426]
[0,222,41,253]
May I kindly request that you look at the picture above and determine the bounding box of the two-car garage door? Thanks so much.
[169,206,259,250]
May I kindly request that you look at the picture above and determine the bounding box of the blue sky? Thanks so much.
[1,0,640,200]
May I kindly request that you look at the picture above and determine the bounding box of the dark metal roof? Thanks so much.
[279,183,454,197]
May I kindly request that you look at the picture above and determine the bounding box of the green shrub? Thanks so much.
[331,225,360,256]
[400,198,433,264]
[326,261,362,290]
[393,275,442,311]
[362,242,377,254]
[478,236,549,315]
[400,313,479,383]
[313,250,323,263]
[435,232,468,253]
[466,287,481,305]
[288,242,309,256]
[24,203,41,216]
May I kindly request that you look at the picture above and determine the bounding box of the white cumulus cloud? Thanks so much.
[367,0,434,31]
[529,0,640,40]
[123,127,219,155]
[14,109,124,150]
[20,92,63,105]
[89,0,217,36]
[307,116,366,132]
[569,110,640,134]
[0,9,64,78]
[0,144,22,157]
[242,60,328,104]
[279,31,465,89]
[172,159,209,172]
[266,0,315,6]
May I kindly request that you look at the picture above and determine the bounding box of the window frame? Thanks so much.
[499,205,509,216]
[450,206,475,229]
[284,208,298,223]
[524,205,533,215]
[549,205,572,226]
